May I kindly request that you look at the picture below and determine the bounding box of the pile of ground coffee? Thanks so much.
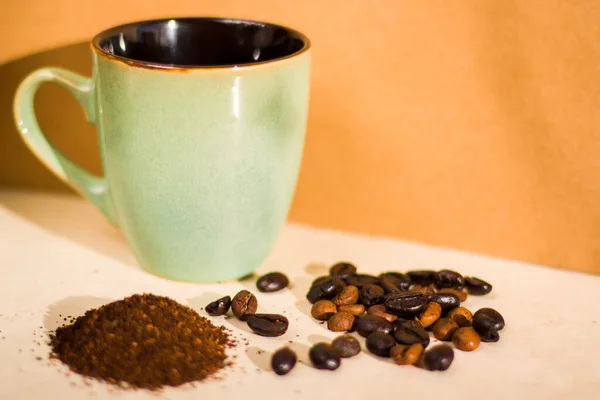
[49,293,233,390]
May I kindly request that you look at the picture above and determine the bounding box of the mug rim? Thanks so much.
[91,16,311,71]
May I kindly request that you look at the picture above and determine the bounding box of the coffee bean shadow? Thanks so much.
[222,316,254,335]
[186,292,228,316]
[286,342,313,366]
[44,296,114,333]
[304,262,329,276]
[307,334,333,345]
[289,277,312,301]
[245,346,273,371]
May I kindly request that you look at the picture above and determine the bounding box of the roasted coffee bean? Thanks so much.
[423,344,454,371]
[271,347,297,375]
[205,296,231,316]
[359,284,385,307]
[366,331,397,357]
[338,304,366,316]
[427,293,460,312]
[438,288,468,302]
[309,343,341,370]
[432,318,459,341]
[256,272,289,293]
[332,285,359,306]
[311,300,337,321]
[452,314,470,327]
[390,343,423,365]
[434,269,465,290]
[231,290,258,320]
[246,314,289,337]
[345,274,381,288]
[465,277,493,295]
[472,314,500,342]
[406,270,436,286]
[328,311,355,332]
[311,275,330,286]
[384,292,428,317]
[380,277,404,294]
[306,277,345,304]
[331,334,362,358]
[446,307,473,325]
[329,262,357,279]
[419,284,438,295]
[379,272,411,291]
[473,308,505,331]
[394,320,430,347]
[452,327,481,351]
[356,314,393,337]
[416,301,442,328]
[367,304,398,323]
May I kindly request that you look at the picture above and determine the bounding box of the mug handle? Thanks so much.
[13,67,118,226]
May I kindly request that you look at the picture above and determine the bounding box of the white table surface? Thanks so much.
[0,189,599,400]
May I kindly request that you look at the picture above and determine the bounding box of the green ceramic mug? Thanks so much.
[13,17,311,282]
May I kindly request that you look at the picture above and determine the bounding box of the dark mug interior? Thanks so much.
[92,17,309,68]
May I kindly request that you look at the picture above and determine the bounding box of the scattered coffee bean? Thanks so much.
[423,344,454,371]
[438,288,468,302]
[446,306,473,325]
[356,314,393,337]
[247,314,289,337]
[434,269,465,290]
[231,290,258,320]
[472,313,500,342]
[332,285,359,306]
[384,292,428,317]
[256,272,289,293]
[452,327,481,351]
[330,262,357,279]
[338,304,366,316]
[311,300,337,321]
[380,277,404,294]
[452,314,470,327]
[328,311,355,332]
[406,270,436,286]
[390,343,423,365]
[359,284,385,307]
[465,277,493,295]
[367,304,398,323]
[473,308,505,331]
[394,320,430,347]
[271,347,297,375]
[205,296,231,316]
[312,275,330,286]
[379,272,411,290]
[306,277,345,304]
[416,301,442,328]
[345,274,381,288]
[427,292,460,312]
[366,331,396,357]
[331,334,361,358]
[432,318,459,341]
[309,343,341,370]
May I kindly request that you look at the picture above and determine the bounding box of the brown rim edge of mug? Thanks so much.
[90,16,312,72]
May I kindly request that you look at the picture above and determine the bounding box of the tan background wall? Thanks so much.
[2,0,600,274]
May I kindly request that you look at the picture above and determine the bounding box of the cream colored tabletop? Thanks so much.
[0,189,598,400]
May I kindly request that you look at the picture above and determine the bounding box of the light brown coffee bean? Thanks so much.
[332,285,359,306]
[338,304,366,316]
[438,288,468,302]
[447,307,473,325]
[432,317,459,341]
[327,311,355,332]
[416,301,442,328]
[367,304,398,323]
[390,343,424,365]
[231,290,258,320]
[311,300,337,321]
[452,327,481,351]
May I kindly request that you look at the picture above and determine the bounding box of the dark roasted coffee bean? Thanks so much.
[332,285,359,306]
[328,311,355,332]
[356,314,394,337]
[246,314,289,337]
[452,314,470,327]
[465,277,493,295]
[309,343,341,370]
[391,343,423,365]
[380,277,404,294]
[423,344,454,371]
[384,292,428,317]
[472,314,500,342]
[271,347,297,375]
[452,327,481,351]
[427,293,460,312]
[345,274,381,288]
[406,270,435,286]
[359,284,385,307]
[379,272,411,290]
[416,301,442,328]
[205,296,231,316]
[231,290,258,320]
[446,307,473,326]
[256,272,289,293]
[312,275,330,286]
[394,320,430,347]
[366,331,396,357]
[306,277,345,304]
[432,318,459,341]
[434,269,464,290]
[311,300,337,321]
[367,304,398,323]
[329,262,357,279]
[338,304,366,316]
[438,288,468,302]
[473,308,504,330]
[331,334,362,358]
